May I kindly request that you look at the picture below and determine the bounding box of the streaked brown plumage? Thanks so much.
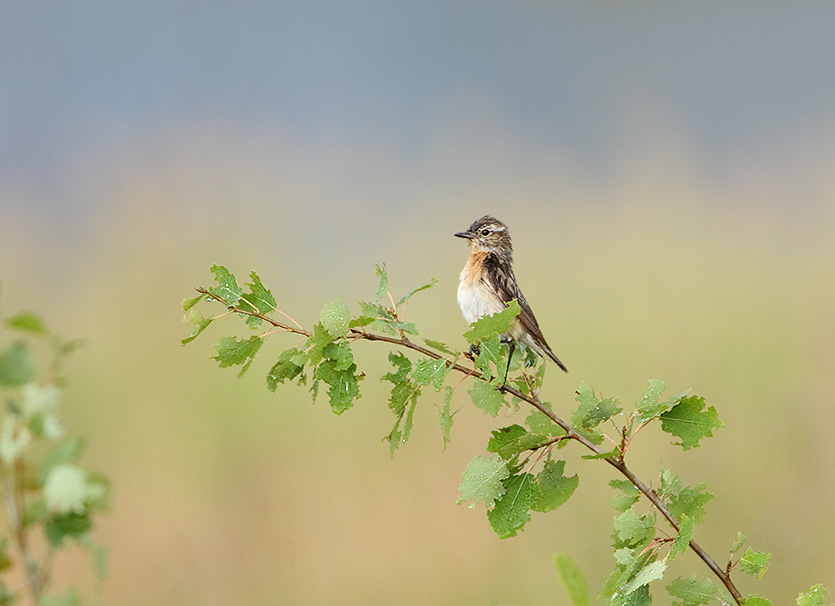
[455,216,568,373]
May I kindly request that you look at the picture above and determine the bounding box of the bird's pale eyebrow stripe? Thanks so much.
[492,225,506,232]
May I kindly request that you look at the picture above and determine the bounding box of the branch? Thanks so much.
[4,460,39,606]
[198,287,744,605]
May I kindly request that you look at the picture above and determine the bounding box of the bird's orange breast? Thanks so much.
[459,250,488,287]
[458,250,505,325]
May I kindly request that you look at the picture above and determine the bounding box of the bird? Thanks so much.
[455,215,568,374]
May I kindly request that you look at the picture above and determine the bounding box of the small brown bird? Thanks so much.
[455,216,568,373]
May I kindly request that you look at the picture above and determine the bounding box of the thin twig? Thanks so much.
[4,459,39,606]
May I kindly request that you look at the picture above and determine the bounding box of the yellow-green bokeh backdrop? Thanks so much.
[2,3,834,604]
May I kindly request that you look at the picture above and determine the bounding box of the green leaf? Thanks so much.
[622,558,667,595]
[610,479,641,513]
[471,335,505,380]
[266,348,306,391]
[412,358,450,391]
[45,511,92,546]
[797,584,831,606]
[730,531,747,555]
[322,341,354,371]
[356,301,399,335]
[386,379,419,456]
[0,341,37,385]
[532,459,578,512]
[610,479,640,497]
[387,381,416,416]
[365,319,397,336]
[314,359,361,415]
[669,514,694,561]
[89,543,108,582]
[382,351,412,384]
[424,339,455,355]
[304,323,334,364]
[358,300,394,320]
[613,583,651,606]
[487,472,536,539]
[554,553,591,606]
[457,454,509,509]
[182,294,204,311]
[525,407,563,436]
[573,383,622,428]
[388,428,401,453]
[39,588,81,606]
[666,575,718,606]
[571,383,621,445]
[604,549,640,600]
[6,312,48,336]
[613,546,639,567]
[659,468,683,500]
[438,386,454,449]
[635,380,686,423]
[241,271,275,321]
[387,319,418,335]
[181,309,213,344]
[402,396,417,439]
[487,425,542,460]
[382,352,417,441]
[744,595,773,606]
[212,335,263,378]
[396,278,438,307]
[468,380,505,416]
[739,548,771,578]
[613,510,656,549]
[581,449,620,460]
[208,264,242,305]
[668,483,713,525]
[660,395,723,450]
[320,298,351,338]
[634,379,666,417]
[464,299,521,344]
[24,498,48,529]
[374,264,389,301]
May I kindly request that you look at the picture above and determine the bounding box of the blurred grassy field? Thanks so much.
[1,130,834,604]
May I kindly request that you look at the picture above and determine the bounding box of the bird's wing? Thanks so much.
[484,255,568,372]
[483,255,539,330]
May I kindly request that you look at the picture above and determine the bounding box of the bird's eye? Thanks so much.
[481,229,490,236]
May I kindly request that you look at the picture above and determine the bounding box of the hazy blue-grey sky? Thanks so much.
[4,2,835,190]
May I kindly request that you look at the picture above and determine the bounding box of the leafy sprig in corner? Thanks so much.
[0,296,109,606]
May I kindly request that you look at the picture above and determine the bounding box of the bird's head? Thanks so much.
[455,216,513,256]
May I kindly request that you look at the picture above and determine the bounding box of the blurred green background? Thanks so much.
[2,2,834,604]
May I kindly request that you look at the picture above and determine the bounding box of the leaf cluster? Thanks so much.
[463,300,528,387]
[184,265,832,606]
[458,414,577,538]
[381,352,457,454]
[0,299,108,604]
[185,265,457,449]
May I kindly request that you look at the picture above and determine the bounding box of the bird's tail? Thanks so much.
[545,347,568,373]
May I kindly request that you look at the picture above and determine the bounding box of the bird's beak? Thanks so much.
[454,231,473,239]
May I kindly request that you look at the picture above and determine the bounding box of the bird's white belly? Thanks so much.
[457,278,505,325]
